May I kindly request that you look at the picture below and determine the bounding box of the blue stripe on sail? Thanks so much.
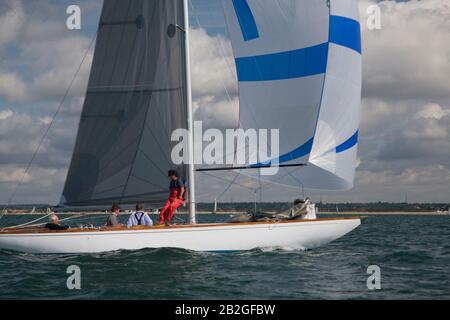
[336,131,359,153]
[249,131,358,169]
[232,0,259,41]
[250,137,314,168]
[277,137,314,164]
[329,15,362,54]
[236,43,328,82]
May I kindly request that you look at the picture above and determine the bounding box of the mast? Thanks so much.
[183,0,196,224]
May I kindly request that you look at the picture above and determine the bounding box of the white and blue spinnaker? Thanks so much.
[222,0,362,190]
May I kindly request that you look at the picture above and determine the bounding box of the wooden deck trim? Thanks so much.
[0,216,363,235]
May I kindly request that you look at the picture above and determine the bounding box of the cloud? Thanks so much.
[0,108,75,204]
[360,0,450,100]
[0,0,25,46]
[189,28,239,130]
[0,108,77,169]
[0,33,94,103]
[0,167,31,184]
[415,103,450,120]
[190,28,237,99]
[351,0,450,203]
[359,98,450,175]
[0,72,27,102]
[1,0,450,204]
[0,0,95,103]
[0,165,66,204]
[0,109,13,120]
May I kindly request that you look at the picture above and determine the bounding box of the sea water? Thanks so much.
[0,214,449,299]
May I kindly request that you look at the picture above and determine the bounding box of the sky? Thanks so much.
[0,0,449,205]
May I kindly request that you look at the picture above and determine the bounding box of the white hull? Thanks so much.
[0,218,361,254]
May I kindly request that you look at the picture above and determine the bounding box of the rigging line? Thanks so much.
[5,34,98,209]
[1,213,102,231]
[119,51,157,202]
[258,166,306,192]
[59,213,106,223]
[143,121,172,165]
[128,174,166,193]
[95,133,142,174]
[286,168,306,193]
[91,184,126,198]
[216,171,241,201]
[189,0,237,79]
[198,171,256,193]
[138,147,169,178]
[258,168,262,202]
[1,212,53,230]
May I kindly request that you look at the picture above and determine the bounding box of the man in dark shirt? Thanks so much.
[159,170,185,226]
[45,214,69,231]
[106,204,123,227]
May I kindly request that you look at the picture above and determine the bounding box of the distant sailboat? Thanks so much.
[212,198,218,215]
[0,0,362,254]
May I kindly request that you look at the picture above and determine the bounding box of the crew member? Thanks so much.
[127,204,153,227]
[159,170,185,226]
[45,214,69,231]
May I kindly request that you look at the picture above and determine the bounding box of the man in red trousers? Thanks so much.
[159,170,185,226]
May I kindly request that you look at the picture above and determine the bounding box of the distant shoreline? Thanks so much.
[323,211,449,216]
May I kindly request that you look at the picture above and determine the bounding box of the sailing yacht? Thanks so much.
[0,0,363,254]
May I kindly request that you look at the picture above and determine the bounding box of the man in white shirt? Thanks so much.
[127,204,153,227]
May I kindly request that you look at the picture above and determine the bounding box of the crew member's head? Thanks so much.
[111,204,121,214]
[168,170,179,180]
[136,203,145,212]
[49,214,60,224]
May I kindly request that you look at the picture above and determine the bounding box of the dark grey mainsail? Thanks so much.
[61,0,188,207]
